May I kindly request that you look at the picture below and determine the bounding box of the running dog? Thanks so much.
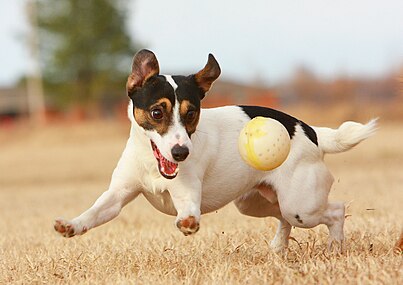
[54,49,377,252]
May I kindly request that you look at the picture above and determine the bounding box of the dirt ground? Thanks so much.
[0,119,402,284]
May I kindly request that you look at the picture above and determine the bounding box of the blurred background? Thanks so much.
[0,0,402,126]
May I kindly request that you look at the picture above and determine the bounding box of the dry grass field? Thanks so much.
[0,119,402,284]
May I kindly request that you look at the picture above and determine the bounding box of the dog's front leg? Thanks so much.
[54,143,142,238]
[169,178,202,236]
[54,184,140,238]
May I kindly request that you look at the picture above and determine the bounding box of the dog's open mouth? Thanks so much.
[151,141,179,179]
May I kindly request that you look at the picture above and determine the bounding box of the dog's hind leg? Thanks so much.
[321,201,345,251]
[276,159,346,251]
[270,218,292,253]
[234,188,291,253]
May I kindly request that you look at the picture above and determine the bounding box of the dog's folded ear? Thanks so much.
[127,49,160,94]
[194,54,221,97]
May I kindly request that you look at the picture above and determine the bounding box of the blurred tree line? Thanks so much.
[280,66,398,104]
[34,0,139,114]
[276,66,402,122]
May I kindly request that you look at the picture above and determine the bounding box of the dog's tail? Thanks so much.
[313,119,378,154]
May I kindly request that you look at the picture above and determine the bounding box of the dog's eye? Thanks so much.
[150,108,163,120]
[186,110,196,123]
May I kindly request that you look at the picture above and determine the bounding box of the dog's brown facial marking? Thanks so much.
[128,51,220,138]
[127,51,176,133]
[134,98,174,135]
[179,100,199,136]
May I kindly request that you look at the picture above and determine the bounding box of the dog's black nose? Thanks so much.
[171,144,189,161]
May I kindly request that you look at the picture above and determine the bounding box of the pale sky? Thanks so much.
[1,0,403,86]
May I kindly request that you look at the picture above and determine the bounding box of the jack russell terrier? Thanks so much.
[54,49,377,252]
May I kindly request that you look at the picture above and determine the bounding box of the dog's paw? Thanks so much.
[176,216,200,236]
[54,218,87,238]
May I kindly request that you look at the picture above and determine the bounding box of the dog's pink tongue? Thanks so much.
[161,158,177,175]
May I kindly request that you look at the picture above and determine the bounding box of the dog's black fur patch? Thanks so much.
[239,105,318,146]
[129,75,176,110]
[172,75,204,109]
[129,75,204,112]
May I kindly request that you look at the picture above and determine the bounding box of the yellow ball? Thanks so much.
[238,116,291,171]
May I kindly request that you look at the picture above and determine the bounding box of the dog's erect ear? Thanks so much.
[127,49,160,94]
[194,54,221,95]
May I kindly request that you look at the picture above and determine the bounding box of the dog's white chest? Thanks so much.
[142,190,177,216]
